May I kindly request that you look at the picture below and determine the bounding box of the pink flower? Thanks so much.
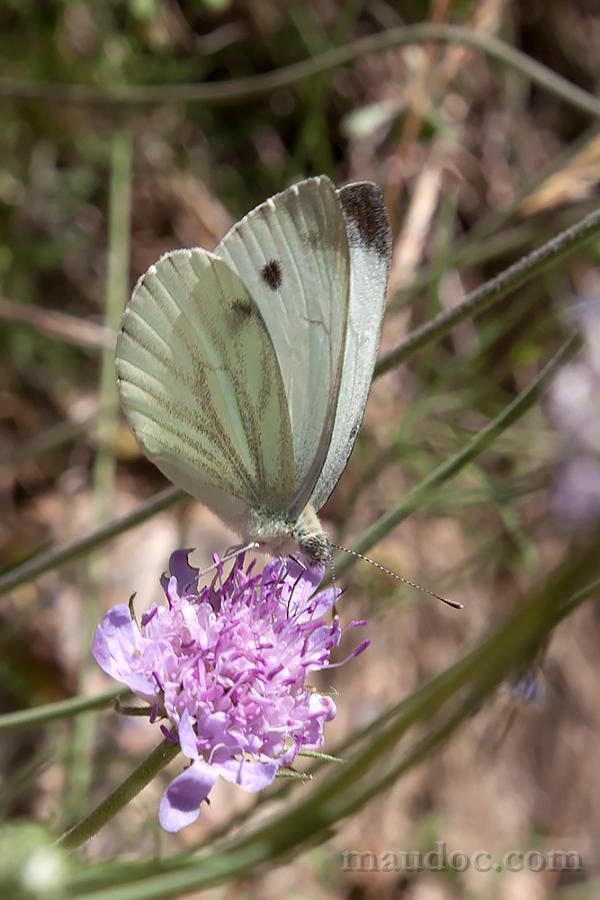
[93,551,369,832]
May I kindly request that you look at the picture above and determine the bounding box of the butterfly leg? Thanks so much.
[289,553,307,572]
[198,542,259,578]
[224,542,258,558]
[285,556,308,616]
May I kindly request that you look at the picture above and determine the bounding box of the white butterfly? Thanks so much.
[115,176,392,564]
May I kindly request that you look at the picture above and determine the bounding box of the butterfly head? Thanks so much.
[292,504,331,564]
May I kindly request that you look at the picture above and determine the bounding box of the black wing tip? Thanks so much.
[337,181,392,261]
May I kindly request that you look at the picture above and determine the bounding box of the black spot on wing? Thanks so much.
[226,297,254,334]
[305,230,320,251]
[338,182,392,261]
[260,259,283,291]
[231,297,253,318]
[229,297,253,331]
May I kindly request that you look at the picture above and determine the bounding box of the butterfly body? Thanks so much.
[116,176,391,564]
[243,502,330,563]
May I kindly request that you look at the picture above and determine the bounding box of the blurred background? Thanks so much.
[1,1,600,897]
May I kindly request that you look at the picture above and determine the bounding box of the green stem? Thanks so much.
[1,25,599,118]
[58,739,180,850]
[386,207,590,316]
[375,208,600,378]
[94,127,133,522]
[556,575,600,619]
[0,687,128,733]
[334,335,576,579]
[0,407,109,468]
[0,485,183,597]
[66,124,133,822]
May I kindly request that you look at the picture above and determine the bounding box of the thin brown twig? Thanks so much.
[0,296,115,351]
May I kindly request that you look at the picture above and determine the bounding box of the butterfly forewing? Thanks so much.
[216,176,351,516]
[309,182,392,511]
[115,249,296,533]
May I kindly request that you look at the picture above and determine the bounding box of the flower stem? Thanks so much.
[58,739,180,850]
[375,207,600,378]
[0,485,183,597]
[65,122,133,824]
[0,687,128,733]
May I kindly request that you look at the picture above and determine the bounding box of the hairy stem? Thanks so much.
[0,688,128,733]
[58,739,180,850]
[0,486,183,597]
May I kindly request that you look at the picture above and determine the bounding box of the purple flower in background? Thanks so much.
[511,669,542,703]
[548,293,600,523]
[93,551,369,832]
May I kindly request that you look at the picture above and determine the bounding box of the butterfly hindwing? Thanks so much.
[115,248,296,533]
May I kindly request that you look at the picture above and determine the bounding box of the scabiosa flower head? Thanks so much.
[93,551,369,832]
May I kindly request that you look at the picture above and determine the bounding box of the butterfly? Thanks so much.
[115,176,392,564]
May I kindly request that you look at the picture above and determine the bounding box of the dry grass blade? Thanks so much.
[0,296,115,351]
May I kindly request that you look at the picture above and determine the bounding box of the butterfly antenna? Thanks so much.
[328,542,463,610]
[327,551,339,621]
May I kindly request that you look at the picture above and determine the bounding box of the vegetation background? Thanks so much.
[1,0,600,897]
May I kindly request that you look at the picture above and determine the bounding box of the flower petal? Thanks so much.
[297,586,339,624]
[160,549,198,599]
[177,709,199,759]
[159,760,217,833]
[262,558,325,610]
[92,607,156,697]
[215,759,278,792]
